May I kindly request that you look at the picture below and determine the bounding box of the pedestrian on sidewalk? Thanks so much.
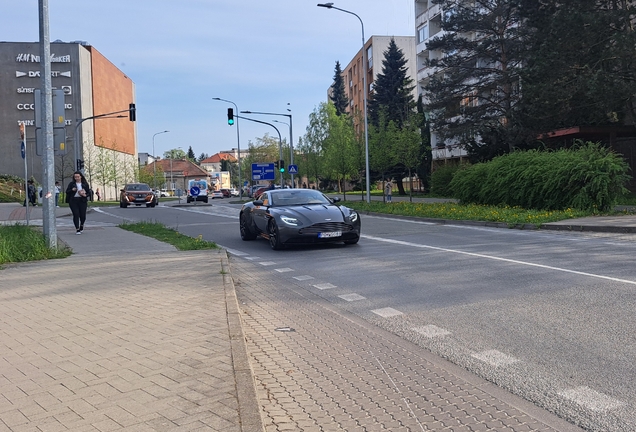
[385,179,393,203]
[95,187,101,201]
[54,181,61,207]
[23,179,37,207]
[66,171,91,234]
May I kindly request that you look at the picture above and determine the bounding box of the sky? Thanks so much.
[3,0,415,161]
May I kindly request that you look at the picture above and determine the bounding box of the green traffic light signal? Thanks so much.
[278,160,285,173]
[227,108,234,125]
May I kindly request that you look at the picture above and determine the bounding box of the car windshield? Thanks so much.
[126,184,151,192]
[269,190,332,206]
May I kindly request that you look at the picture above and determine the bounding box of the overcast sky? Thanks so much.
[3,0,415,162]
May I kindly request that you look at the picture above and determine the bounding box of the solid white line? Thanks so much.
[361,234,636,286]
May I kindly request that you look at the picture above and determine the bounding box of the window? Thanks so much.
[367,46,373,68]
[418,24,429,43]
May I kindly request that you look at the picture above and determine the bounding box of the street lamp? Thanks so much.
[213,98,242,197]
[317,2,371,203]
[152,130,169,190]
[241,110,295,188]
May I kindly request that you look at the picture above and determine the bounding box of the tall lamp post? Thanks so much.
[317,2,371,203]
[240,110,295,188]
[152,130,169,189]
[213,98,242,197]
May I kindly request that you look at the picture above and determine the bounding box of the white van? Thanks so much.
[186,179,209,203]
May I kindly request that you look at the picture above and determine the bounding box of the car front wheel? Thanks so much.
[268,219,282,250]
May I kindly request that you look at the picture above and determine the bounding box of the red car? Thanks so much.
[220,188,231,198]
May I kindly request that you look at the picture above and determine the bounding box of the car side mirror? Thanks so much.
[332,197,341,203]
[253,199,264,206]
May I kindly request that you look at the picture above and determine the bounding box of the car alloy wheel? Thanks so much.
[268,219,282,250]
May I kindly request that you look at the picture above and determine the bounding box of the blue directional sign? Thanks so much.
[251,163,275,181]
[288,164,298,174]
[20,142,25,159]
[190,186,200,197]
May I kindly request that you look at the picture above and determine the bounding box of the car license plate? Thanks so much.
[319,231,341,238]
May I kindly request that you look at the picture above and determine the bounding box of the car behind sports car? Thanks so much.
[239,189,360,250]
[120,183,158,208]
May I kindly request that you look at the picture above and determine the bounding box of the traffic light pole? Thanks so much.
[236,115,284,187]
[73,107,134,173]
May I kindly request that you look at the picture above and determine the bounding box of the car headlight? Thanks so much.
[348,211,358,223]
[281,216,300,226]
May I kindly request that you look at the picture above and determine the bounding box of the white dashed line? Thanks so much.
[313,283,337,290]
[412,325,451,338]
[244,256,260,261]
[259,261,277,266]
[559,386,625,412]
[293,275,315,281]
[275,268,294,273]
[471,350,519,367]
[338,293,366,301]
[371,307,403,318]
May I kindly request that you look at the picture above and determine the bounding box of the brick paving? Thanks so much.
[231,257,581,432]
[0,238,256,432]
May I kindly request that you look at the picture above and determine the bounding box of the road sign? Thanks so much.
[251,163,275,181]
[190,186,200,197]
[20,142,25,159]
[288,164,298,174]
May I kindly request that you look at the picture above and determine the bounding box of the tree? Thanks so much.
[303,103,329,188]
[322,103,357,197]
[368,38,416,129]
[187,146,196,161]
[330,61,348,116]
[197,153,209,163]
[519,0,636,134]
[164,148,186,159]
[425,0,526,155]
[415,95,432,192]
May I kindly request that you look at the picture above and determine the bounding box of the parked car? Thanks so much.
[239,189,361,250]
[120,183,158,208]
[159,189,170,197]
[210,190,224,199]
[230,188,240,197]
[220,188,231,198]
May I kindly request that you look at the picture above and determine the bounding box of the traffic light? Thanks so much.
[76,159,84,171]
[278,160,285,173]
[129,103,136,121]
[274,160,279,170]
[227,108,234,125]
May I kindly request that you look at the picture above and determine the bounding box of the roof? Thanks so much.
[201,153,237,164]
[147,159,209,177]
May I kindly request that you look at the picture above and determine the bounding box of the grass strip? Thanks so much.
[119,221,218,251]
[0,224,71,266]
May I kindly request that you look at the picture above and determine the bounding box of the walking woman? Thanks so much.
[66,171,91,234]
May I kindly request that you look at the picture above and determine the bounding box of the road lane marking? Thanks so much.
[371,307,403,317]
[275,268,294,273]
[313,283,337,290]
[362,234,636,286]
[338,293,366,301]
[412,325,451,338]
[259,261,277,266]
[293,275,314,281]
[471,350,519,367]
[559,386,625,412]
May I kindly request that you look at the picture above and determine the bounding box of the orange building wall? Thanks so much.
[89,47,135,155]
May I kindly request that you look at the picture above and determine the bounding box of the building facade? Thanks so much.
[0,41,137,199]
[414,0,468,163]
[340,36,417,134]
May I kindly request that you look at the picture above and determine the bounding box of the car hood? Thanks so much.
[275,204,349,224]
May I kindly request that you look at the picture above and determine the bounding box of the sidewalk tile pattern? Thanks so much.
[0,250,241,431]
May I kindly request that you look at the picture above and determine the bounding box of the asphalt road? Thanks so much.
[82,201,636,431]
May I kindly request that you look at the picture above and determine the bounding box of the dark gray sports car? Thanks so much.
[239,189,361,250]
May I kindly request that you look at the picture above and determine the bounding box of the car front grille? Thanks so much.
[299,222,353,235]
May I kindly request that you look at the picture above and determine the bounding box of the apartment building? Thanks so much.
[415,0,468,162]
[340,36,417,134]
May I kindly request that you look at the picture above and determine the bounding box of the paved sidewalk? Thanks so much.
[0,220,262,431]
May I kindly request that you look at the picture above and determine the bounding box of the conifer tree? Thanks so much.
[330,61,348,116]
[368,39,416,129]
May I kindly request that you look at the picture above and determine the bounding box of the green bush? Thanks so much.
[450,142,631,211]
[430,164,463,197]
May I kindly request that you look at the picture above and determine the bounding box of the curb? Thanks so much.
[540,224,636,234]
[221,252,265,432]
